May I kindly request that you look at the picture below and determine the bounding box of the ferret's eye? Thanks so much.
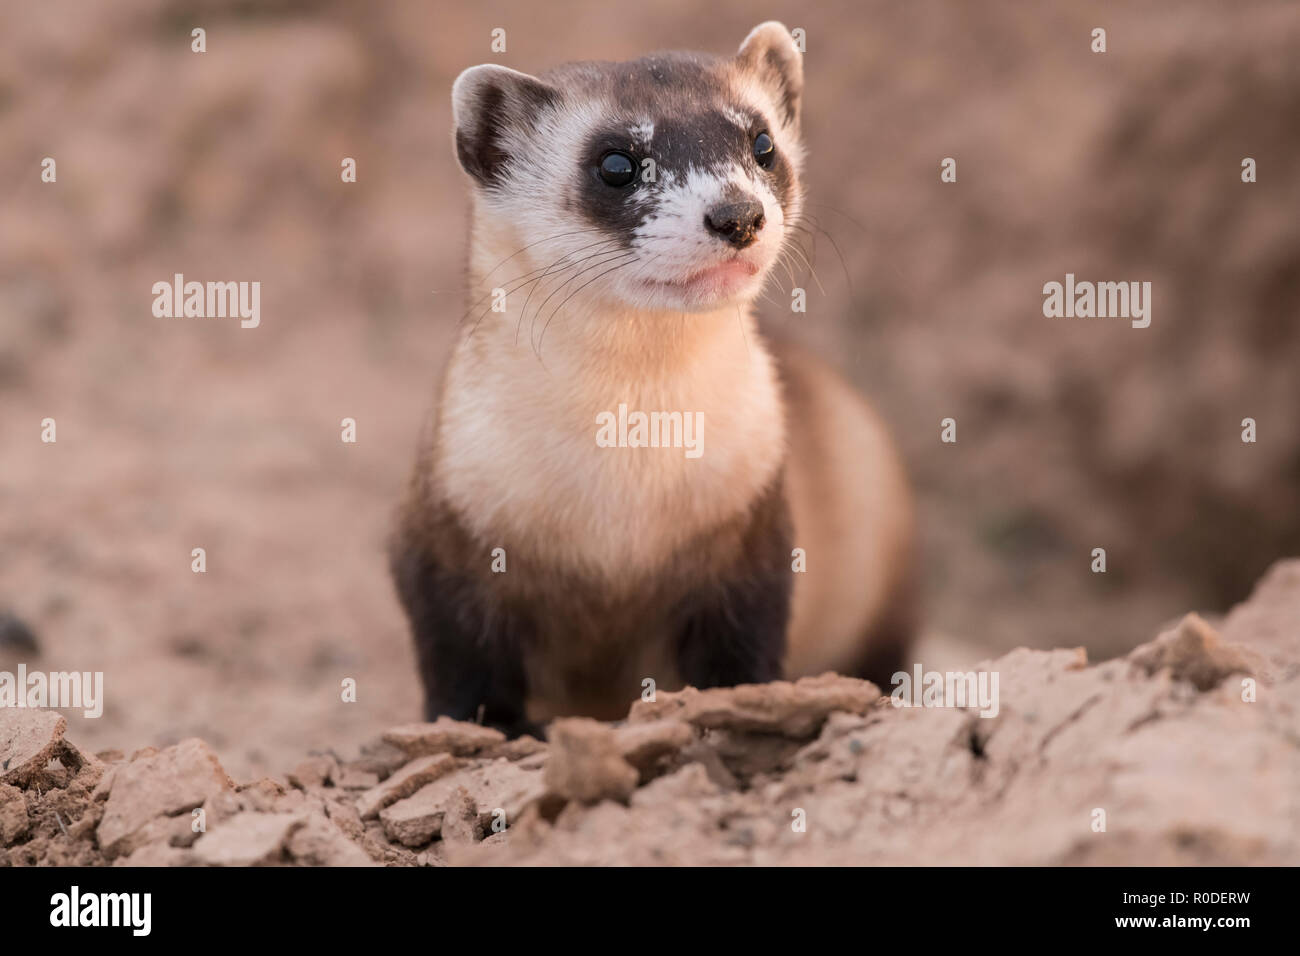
[753,131,775,169]
[598,152,637,187]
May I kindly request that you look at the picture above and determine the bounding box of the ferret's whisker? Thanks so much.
[795,214,853,296]
[476,229,614,285]
[536,252,652,358]
[526,249,637,337]
[464,240,626,340]
[781,224,826,295]
[514,240,626,345]
[801,200,868,234]
[782,238,824,295]
[529,251,637,356]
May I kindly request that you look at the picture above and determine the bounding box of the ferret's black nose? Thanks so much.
[704,200,766,247]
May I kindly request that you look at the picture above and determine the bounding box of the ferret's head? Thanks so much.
[452,22,804,315]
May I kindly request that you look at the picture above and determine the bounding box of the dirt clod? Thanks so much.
[544,719,639,805]
[0,710,67,787]
[355,753,459,820]
[382,718,508,758]
[96,738,234,859]
[629,673,880,738]
[192,812,303,867]
[1128,613,1259,690]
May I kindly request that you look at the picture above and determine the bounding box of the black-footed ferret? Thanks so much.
[391,22,916,736]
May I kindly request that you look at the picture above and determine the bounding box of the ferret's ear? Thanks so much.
[452,64,560,187]
[735,21,803,127]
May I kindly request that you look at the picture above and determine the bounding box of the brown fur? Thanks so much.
[773,339,918,682]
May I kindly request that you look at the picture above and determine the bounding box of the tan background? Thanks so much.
[1,0,1297,777]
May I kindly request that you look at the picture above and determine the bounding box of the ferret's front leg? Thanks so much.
[389,539,540,739]
[673,479,793,688]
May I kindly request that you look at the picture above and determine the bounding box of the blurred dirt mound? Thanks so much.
[4,559,1296,867]
[858,1,1300,657]
[1061,15,1300,609]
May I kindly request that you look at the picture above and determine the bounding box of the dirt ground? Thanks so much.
[1,0,1298,792]
[2,559,1297,866]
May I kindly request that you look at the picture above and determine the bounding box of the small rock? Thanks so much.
[544,718,638,804]
[382,718,506,757]
[91,764,118,802]
[286,811,374,866]
[1129,613,1258,691]
[192,812,303,866]
[380,760,543,848]
[0,709,66,787]
[237,777,288,811]
[286,754,337,790]
[121,811,204,853]
[439,786,482,846]
[628,673,880,738]
[461,760,545,831]
[380,787,451,848]
[191,811,302,868]
[97,738,234,859]
[614,720,693,780]
[324,798,365,840]
[355,753,458,820]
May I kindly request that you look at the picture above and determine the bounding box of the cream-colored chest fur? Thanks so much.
[433,305,786,586]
